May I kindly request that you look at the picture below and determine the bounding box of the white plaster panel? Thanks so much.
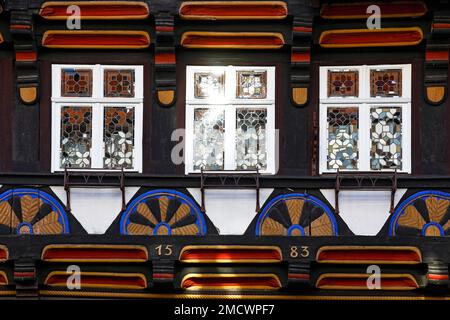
[188,188,274,235]
[51,186,139,234]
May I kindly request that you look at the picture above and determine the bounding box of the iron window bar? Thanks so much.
[200,168,260,213]
[63,166,126,212]
[334,169,398,214]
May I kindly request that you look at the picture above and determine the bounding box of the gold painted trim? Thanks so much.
[39,291,450,300]
[41,30,151,49]
[316,273,419,291]
[0,271,8,285]
[41,244,149,262]
[319,27,423,48]
[179,1,288,20]
[0,245,8,262]
[179,245,282,263]
[181,273,281,290]
[180,31,285,49]
[316,246,422,264]
[0,33,3,44]
[44,271,147,290]
[40,1,150,20]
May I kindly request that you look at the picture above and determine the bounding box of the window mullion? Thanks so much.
[224,105,236,170]
[359,103,371,171]
[91,103,103,169]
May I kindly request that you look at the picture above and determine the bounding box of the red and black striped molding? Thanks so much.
[425,9,450,105]
[289,2,314,107]
[9,8,39,105]
[153,1,177,107]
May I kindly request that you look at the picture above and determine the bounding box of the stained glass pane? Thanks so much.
[103,107,135,169]
[193,108,225,170]
[194,72,225,99]
[236,71,267,99]
[60,106,92,168]
[104,69,135,98]
[236,108,267,170]
[370,107,402,170]
[327,71,359,97]
[61,69,92,97]
[370,69,402,97]
[327,107,359,170]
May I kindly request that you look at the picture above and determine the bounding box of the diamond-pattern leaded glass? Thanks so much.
[236,108,267,170]
[60,106,92,168]
[194,72,225,99]
[327,107,359,170]
[370,69,402,97]
[370,107,402,170]
[236,71,267,99]
[61,69,92,97]
[103,107,135,169]
[327,71,359,97]
[104,69,135,98]
[193,108,225,170]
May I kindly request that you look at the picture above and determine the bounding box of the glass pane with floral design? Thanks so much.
[194,71,225,99]
[370,107,402,170]
[370,69,402,97]
[236,108,267,170]
[327,71,359,97]
[61,69,92,97]
[60,106,92,168]
[103,106,135,169]
[104,69,135,98]
[236,70,267,99]
[193,108,225,170]
[327,107,359,170]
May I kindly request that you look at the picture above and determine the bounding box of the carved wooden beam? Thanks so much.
[289,0,315,107]
[425,9,450,105]
[10,8,39,105]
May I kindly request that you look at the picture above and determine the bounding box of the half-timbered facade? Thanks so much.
[0,0,450,300]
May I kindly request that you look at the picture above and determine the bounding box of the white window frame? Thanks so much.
[185,65,276,175]
[51,64,144,173]
[319,64,411,174]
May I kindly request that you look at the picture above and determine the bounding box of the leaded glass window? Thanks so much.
[194,71,225,99]
[52,64,144,172]
[61,69,92,97]
[60,106,92,168]
[186,66,275,174]
[103,106,135,169]
[370,69,402,97]
[236,109,267,170]
[319,64,411,173]
[327,70,359,97]
[104,69,135,98]
[236,71,267,99]
[193,108,225,170]
[327,107,358,170]
[370,107,402,170]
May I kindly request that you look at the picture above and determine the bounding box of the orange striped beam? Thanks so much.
[41,30,150,49]
[316,246,422,264]
[181,273,282,290]
[39,1,149,20]
[426,50,450,62]
[41,244,148,263]
[0,245,8,262]
[155,52,176,65]
[181,32,284,49]
[316,273,419,291]
[432,23,450,33]
[179,1,287,20]
[320,1,427,19]
[319,27,423,48]
[16,52,37,62]
[45,271,147,290]
[291,51,310,63]
[179,245,282,263]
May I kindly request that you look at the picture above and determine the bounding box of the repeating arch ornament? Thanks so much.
[0,188,69,235]
[389,190,450,236]
[255,193,338,236]
[120,189,207,235]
